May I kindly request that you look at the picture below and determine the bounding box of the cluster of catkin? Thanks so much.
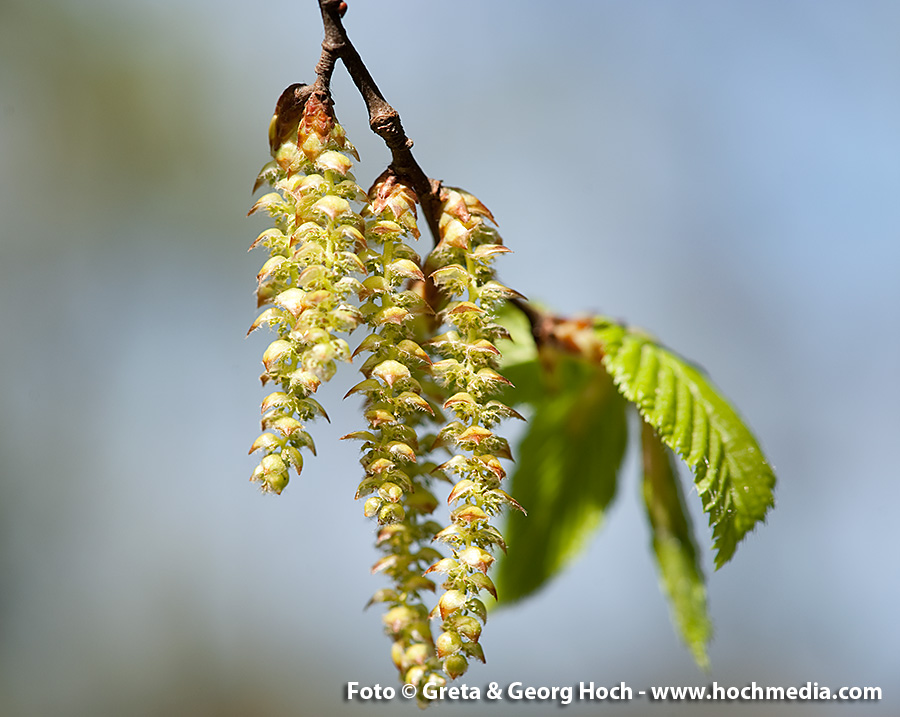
[248,93,524,697]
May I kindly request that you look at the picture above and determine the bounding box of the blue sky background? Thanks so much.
[1,1,898,714]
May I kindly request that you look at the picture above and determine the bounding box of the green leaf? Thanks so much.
[493,300,538,368]
[493,300,544,406]
[594,319,776,568]
[494,352,628,604]
[642,422,712,669]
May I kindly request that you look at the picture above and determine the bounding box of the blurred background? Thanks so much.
[1,0,898,714]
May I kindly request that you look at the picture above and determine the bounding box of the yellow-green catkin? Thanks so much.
[247,92,367,494]
[344,173,448,701]
[424,187,527,680]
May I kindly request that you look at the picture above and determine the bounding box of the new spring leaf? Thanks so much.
[594,320,776,568]
[495,353,628,604]
[641,422,712,668]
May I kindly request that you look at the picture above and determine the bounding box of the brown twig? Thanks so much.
[315,0,443,244]
[511,297,551,346]
[311,1,555,348]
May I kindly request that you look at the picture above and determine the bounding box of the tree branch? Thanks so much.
[312,1,555,340]
[316,0,442,244]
